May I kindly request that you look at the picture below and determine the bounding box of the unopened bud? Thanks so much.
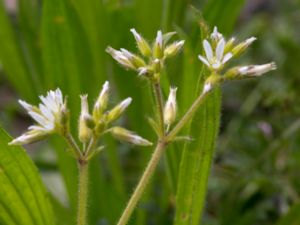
[120,48,146,68]
[107,97,132,122]
[109,127,152,146]
[232,37,256,56]
[153,30,164,59]
[164,40,185,58]
[152,58,161,73]
[93,81,110,120]
[224,62,277,80]
[224,37,236,53]
[130,28,152,57]
[210,26,223,42]
[106,47,136,70]
[164,87,177,126]
[238,62,277,77]
[79,95,92,143]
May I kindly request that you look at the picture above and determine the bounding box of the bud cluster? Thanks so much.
[106,28,185,81]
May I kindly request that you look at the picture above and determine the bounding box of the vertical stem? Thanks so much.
[77,161,89,225]
[152,81,165,136]
[117,141,166,225]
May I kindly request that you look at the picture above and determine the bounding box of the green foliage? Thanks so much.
[0,0,298,225]
[0,125,54,225]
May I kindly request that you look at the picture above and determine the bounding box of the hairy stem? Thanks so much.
[77,161,89,225]
[152,81,165,136]
[117,141,166,225]
[64,133,82,157]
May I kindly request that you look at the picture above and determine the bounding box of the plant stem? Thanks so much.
[166,87,213,141]
[117,141,167,225]
[64,133,82,157]
[77,160,89,225]
[152,81,165,136]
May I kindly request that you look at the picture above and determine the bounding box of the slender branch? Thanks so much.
[64,133,82,157]
[166,86,214,141]
[117,141,167,225]
[152,81,165,136]
[77,161,89,225]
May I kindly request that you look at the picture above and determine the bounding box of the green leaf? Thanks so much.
[174,1,246,225]
[0,125,54,225]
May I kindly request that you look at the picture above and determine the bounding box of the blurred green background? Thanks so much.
[0,0,300,224]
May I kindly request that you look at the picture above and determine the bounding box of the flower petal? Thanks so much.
[216,38,225,61]
[203,40,213,62]
[198,55,210,67]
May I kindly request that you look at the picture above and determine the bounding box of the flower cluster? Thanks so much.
[10,82,152,150]
[199,27,276,93]
[106,29,184,81]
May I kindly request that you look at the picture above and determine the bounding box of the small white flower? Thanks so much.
[10,88,66,145]
[164,87,177,126]
[198,38,233,70]
[238,62,277,77]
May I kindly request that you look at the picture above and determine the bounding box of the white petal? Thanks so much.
[198,55,210,67]
[222,52,233,64]
[18,100,32,112]
[216,38,225,61]
[28,111,48,127]
[39,104,54,121]
[203,40,213,62]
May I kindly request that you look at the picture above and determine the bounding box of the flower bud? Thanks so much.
[210,26,223,42]
[164,40,185,58]
[78,95,93,143]
[107,97,132,123]
[232,37,256,56]
[120,48,146,68]
[153,30,164,59]
[164,87,177,126]
[238,62,277,77]
[224,37,236,53]
[93,81,110,120]
[109,126,152,146]
[130,28,152,57]
[106,47,136,70]
[224,62,277,80]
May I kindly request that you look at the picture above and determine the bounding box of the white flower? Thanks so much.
[198,38,233,70]
[10,88,66,145]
